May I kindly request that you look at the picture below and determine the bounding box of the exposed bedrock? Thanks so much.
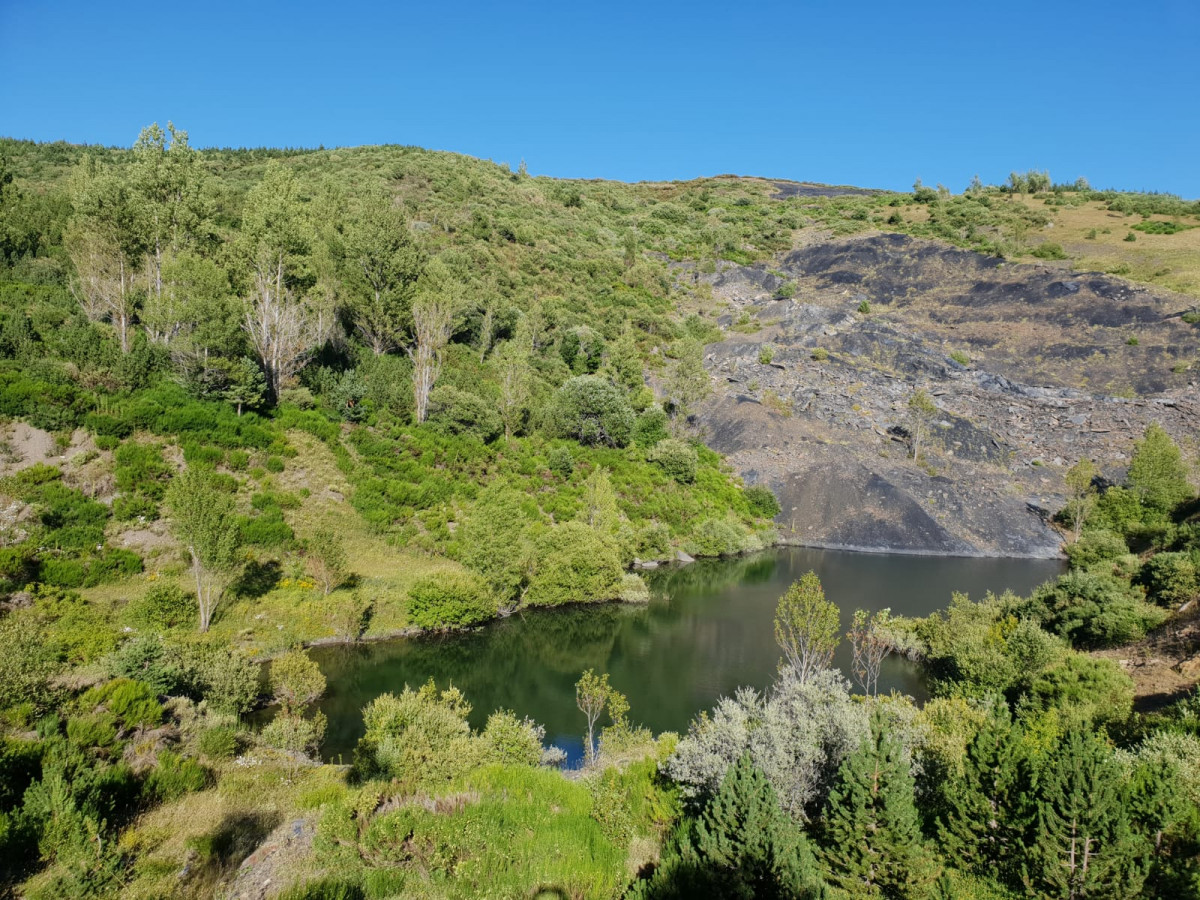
[690,234,1199,558]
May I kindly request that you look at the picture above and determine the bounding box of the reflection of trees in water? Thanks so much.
[646,552,779,600]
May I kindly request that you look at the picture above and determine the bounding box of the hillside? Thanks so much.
[0,132,1199,898]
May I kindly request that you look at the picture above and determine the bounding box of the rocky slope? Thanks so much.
[689,233,1199,557]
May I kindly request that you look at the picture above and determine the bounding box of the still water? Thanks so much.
[310,547,1063,763]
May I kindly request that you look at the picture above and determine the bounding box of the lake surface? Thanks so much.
[310,547,1063,764]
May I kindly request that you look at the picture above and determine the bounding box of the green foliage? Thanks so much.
[406,572,497,629]
[1030,241,1067,259]
[123,582,196,631]
[546,444,575,478]
[165,465,243,631]
[198,725,239,760]
[304,528,349,595]
[1137,552,1198,608]
[1018,571,1166,648]
[261,710,327,758]
[144,749,209,802]
[0,612,62,711]
[457,485,530,601]
[269,650,326,714]
[548,375,635,447]
[425,384,502,442]
[633,406,669,448]
[743,484,781,518]
[524,521,623,607]
[821,713,933,898]
[80,678,163,728]
[1064,528,1128,570]
[1127,424,1194,516]
[480,710,544,767]
[774,570,840,681]
[649,438,698,484]
[352,681,479,785]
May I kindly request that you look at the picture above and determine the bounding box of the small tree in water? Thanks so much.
[576,668,626,765]
[774,571,840,683]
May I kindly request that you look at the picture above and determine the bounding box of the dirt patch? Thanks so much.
[1095,607,1200,711]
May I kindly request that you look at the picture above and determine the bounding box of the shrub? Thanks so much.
[459,486,531,601]
[125,583,197,631]
[548,375,635,447]
[85,548,143,585]
[687,518,751,557]
[81,678,163,728]
[633,406,669,448]
[1065,529,1128,570]
[144,750,209,802]
[240,508,294,548]
[546,445,574,478]
[481,710,544,767]
[1019,571,1166,648]
[744,484,782,518]
[1024,654,1135,726]
[269,651,326,714]
[198,725,240,760]
[1031,242,1066,259]
[407,573,497,629]
[261,711,326,757]
[112,494,158,521]
[524,522,623,606]
[810,347,828,362]
[649,438,698,483]
[1137,552,1198,608]
[353,682,482,784]
[265,455,285,473]
[425,385,502,443]
[190,648,260,717]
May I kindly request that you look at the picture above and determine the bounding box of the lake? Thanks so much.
[310,547,1063,764]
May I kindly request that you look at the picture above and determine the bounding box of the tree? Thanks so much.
[344,190,426,354]
[576,668,620,765]
[907,389,938,461]
[606,322,644,391]
[577,466,621,535]
[665,338,711,432]
[494,338,531,439]
[1065,458,1098,541]
[269,650,326,715]
[408,258,461,424]
[686,753,826,899]
[821,714,931,898]
[1127,424,1193,516]
[938,708,1033,881]
[164,467,242,632]
[847,608,891,696]
[212,356,267,417]
[459,486,531,602]
[1023,730,1150,899]
[130,122,202,300]
[304,529,348,595]
[774,571,840,683]
[240,164,330,401]
[549,375,636,447]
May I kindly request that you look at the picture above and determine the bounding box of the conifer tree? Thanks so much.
[821,713,931,899]
[938,708,1033,881]
[695,753,826,900]
[1022,730,1149,899]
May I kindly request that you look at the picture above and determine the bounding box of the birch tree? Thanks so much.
[239,164,328,400]
[164,467,242,633]
[908,389,938,462]
[130,122,201,300]
[494,337,531,439]
[407,258,461,424]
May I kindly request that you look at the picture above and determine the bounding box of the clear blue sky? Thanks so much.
[3,0,1198,196]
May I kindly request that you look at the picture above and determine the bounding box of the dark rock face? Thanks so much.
[685,235,1200,558]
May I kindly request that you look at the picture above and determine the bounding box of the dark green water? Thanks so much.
[310,547,1063,764]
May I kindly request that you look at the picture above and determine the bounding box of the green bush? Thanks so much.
[1065,529,1128,570]
[633,407,669,448]
[743,484,781,518]
[525,522,623,606]
[125,583,197,631]
[686,518,751,557]
[648,438,698,483]
[426,385,502,443]
[81,678,162,728]
[1137,552,1198,608]
[1024,654,1134,726]
[240,508,294,548]
[548,375,635,448]
[1019,571,1166,648]
[144,750,210,802]
[265,455,285,473]
[1030,242,1066,260]
[407,573,497,629]
[198,725,240,760]
[547,445,574,478]
[112,493,158,521]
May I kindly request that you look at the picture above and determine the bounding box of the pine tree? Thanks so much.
[821,713,931,899]
[938,708,1033,881]
[1022,730,1150,899]
[695,753,825,900]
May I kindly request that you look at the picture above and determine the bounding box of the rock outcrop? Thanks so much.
[689,234,1199,558]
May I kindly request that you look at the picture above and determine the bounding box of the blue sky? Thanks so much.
[2,0,1198,196]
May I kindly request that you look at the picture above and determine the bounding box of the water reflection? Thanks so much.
[311,547,1063,763]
